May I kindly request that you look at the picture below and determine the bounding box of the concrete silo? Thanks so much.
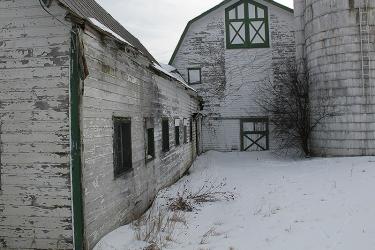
[294,0,375,156]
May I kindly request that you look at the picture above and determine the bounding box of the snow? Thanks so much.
[88,18,132,46]
[152,63,197,92]
[94,151,375,250]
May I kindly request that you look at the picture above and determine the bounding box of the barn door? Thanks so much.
[241,118,269,151]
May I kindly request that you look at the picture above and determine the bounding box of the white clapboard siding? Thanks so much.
[0,0,73,249]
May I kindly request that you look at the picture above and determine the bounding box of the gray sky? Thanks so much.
[96,0,294,64]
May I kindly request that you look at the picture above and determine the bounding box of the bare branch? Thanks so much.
[255,59,338,157]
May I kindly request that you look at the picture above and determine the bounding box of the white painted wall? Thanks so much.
[0,0,73,248]
[172,0,295,152]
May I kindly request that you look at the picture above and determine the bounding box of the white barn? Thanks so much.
[0,0,201,249]
[170,0,296,152]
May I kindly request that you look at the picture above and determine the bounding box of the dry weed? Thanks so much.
[132,202,186,249]
[168,179,236,212]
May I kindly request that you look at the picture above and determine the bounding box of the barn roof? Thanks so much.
[57,0,157,63]
[168,0,294,64]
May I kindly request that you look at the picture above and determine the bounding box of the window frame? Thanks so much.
[146,127,155,161]
[225,0,270,49]
[187,68,202,85]
[144,118,155,162]
[113,117,133,178]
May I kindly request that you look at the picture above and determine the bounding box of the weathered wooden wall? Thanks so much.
[171,0,295,152]
[80,27,200,249]
[0,0,73,249]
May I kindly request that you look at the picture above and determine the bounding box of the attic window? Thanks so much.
[225,0,269,49]
[188,68,201,85]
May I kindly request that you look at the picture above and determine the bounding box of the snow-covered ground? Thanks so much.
[94,151,375,250]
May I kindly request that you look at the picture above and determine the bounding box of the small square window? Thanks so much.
[188,68,201,85]
[113,117,132,177]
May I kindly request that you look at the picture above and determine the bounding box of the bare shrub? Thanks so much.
[168,179,236,212]
[132,202,186,249]
[255,60,338,156]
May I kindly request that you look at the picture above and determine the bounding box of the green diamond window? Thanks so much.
[225,0,269,49]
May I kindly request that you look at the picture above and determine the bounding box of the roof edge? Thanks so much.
[169,0,293,65]
[56,0,158,63]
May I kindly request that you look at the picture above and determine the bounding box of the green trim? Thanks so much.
[169,0,293,64]
[240,117,269,151]
[187,67,202,85]
[226,0,270,49]
[70,29,84,250]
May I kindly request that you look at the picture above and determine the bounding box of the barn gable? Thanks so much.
[169,0,293,64]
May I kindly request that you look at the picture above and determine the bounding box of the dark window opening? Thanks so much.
[113,117,132,177]
[146,128,155,161]
[145,118,155,161]
[175,125,180,146]
[162,118,170,152]
[183,125,187,144]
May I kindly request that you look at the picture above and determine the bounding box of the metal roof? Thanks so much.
[57,0,157,63]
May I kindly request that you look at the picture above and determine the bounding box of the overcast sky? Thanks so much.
[96,0,294,64]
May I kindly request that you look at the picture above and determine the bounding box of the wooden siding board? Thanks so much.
[0,1,73,249]
[0,236,73,250]
[1,185,71,198]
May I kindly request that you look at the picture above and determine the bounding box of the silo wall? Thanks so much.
[294,0,375,156]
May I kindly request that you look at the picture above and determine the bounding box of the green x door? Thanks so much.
[240,118,269,151]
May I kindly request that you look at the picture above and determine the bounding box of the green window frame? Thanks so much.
[225,0,270,49]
